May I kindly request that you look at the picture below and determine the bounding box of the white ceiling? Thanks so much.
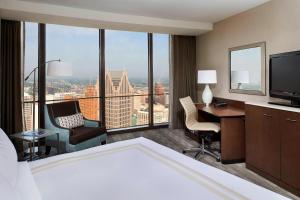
[21,0,270,23]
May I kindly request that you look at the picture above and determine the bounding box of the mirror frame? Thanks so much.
[229,42,266,96]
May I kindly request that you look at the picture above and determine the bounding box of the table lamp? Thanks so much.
[231,70,249,89]
[198,70,217,107]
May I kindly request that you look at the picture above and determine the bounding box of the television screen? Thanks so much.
[270,52,300,95]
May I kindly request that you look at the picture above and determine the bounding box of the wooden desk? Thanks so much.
[196,104,245,164]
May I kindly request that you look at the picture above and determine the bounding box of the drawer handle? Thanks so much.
[286,118,297,123]
[263,114,272,117]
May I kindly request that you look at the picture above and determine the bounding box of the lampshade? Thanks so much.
[47,61,72,76]
[231,70,249,84]
[198,70,217,84]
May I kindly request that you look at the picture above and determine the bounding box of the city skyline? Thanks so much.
[23,70,169,130]
[24,75,169,98]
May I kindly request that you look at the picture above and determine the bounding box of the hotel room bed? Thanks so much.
[28,137,289,200]
[0,128,290,200]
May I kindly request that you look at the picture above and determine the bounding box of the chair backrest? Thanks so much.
[179,96,198,128]
[46,101,81,119]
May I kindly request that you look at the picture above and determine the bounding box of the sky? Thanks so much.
[25,22,169,81]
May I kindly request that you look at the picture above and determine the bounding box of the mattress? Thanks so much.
[30,137,289,200]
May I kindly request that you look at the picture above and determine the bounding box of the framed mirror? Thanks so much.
[229,42,266,95]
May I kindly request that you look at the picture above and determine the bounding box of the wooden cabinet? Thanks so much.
[246,104,300,196]
[281,111,300,190]
[245,105,280,179]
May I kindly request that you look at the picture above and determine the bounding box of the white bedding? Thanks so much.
[16,162,42,200]
[30,137,290,200]
[0,128,42,200]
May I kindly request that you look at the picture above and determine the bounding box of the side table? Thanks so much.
[11,129,59,161]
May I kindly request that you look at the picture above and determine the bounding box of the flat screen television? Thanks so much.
[269,50,300,107]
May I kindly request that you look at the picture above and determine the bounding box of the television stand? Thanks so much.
[268,100,300,108]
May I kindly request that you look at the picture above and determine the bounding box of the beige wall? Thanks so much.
[196,0,300,103]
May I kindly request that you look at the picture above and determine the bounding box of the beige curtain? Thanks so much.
[169,35,197,129]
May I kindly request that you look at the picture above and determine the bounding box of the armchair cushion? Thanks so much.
[69,126,106,145]
[56,113,84,129]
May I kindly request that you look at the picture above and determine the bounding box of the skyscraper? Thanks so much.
[154,82,165,105]
[105,71,134,129]
[79,85,99,120]
[23,93,33,130]
[137,104,168,125]
[137,109,148,125]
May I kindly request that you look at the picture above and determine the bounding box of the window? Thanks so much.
[153,34,169,124]
[23,22,170,131]
[46,24,100,120]
[23,22,39,131]
[105,30,148,129]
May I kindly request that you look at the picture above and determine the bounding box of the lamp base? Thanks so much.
[202,84,213,107]
[237,83,242,89]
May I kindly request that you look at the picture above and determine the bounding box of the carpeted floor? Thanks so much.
[108,128,299,200]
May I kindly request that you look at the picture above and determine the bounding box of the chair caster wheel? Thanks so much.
[216,158,221,162]
[182,150,186,154]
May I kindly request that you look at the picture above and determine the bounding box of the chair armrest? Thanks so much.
[84,119,101,127]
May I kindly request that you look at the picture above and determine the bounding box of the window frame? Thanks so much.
[27,24,169,132]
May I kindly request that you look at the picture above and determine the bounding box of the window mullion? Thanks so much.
[99,29,106,127]
[148,33,154,127]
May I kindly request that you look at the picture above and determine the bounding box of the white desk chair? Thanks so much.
[179,96,221,161]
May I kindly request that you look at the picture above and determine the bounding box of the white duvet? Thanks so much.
[30,137,289,200]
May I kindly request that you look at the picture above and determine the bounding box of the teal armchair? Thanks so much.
[44,101,107,153]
